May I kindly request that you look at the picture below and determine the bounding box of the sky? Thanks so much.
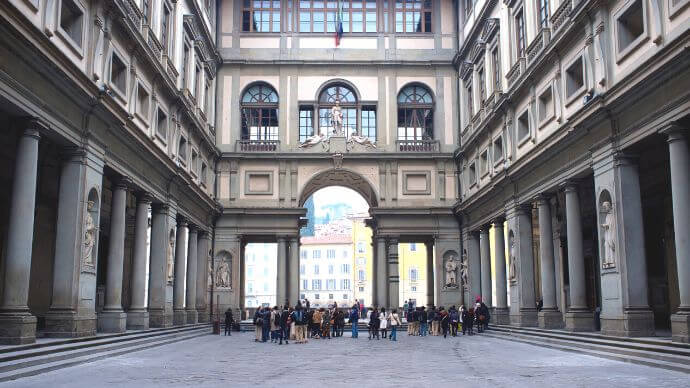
[312,186,369,217]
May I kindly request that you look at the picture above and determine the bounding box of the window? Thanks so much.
[194,62,202,98]
[395,0,432,33]
[299,0,376,33]
[263,282,268,292]
[342,250,348,258]
[538,86,554,125]
[538,0,550,28]
[491,47,501,91]
[182,42,190,90]
[300,264,306,275]
[241,83,279,141]
[361,108,376,142]
[313,264,320,274]
[409,267,418,282]
[493,136,504,165]
[515,9,526,58]
[359,286,364,292]
[242,0,281,32]
[328,264,334,274]
[478,66,486,104]
[302,279,308,290]
[469,162,477,186]
[397,84,434,141]
[411,286,417,292]
[60,0,84,48]
[343,293,349,299]
[300,293,306,299]
[156,109,168,141]
[312,279,322,290]
[312,250,321,259]
[247,282,254,293]
[201,162,208,185]
[299,107,314,142]
[358,269,366,281]
[341,264,351,274]
[341,279,351,290]
[465,81,473,118]
[264,267,269,276]
[465,0,473,18]
[327,279,336,290]
[136,84,150,121]
[318,84,358,137]
[109,52,127,96]
[178,136,188,165]
[356,257,366,265]
[191,149,198,176]
[410,243,416,251]
[329,293,334,299]
[517,110,530,143]
[565,56,585,99]
[480,149,489,176]
[142,0,152,24]
[616,0,645,56]
[327,249,336,259]
[161,3,171,53]
[301,250,308,259]
[287,0,293,31]
[356,241,366,253]
[205,80,212,118]
[315,294,320,299]
[248,266,254,277]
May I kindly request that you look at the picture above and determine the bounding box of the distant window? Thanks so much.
[263,267,268,276]
[248,267,254,277]
[136,84,150,121]
[515,8,526,57]
[301,250,308,259]
[465,81,473,118]
[565,56,585,99]
[411,286,417,292]
[409,243,417,251]
[480,149,489,176]
[409,268,418,282]
[493,136,504,164]
[357,257,366,265]
[182,42,190,90]
[300,293,306,299]
[341,264,351,274]
[178,136,188,165]
[478,66,486,104]
[341,279,351,290]
[395,0,432,33]
[263,282,268,292]
[300,264,306,275]
[241,83,279,141]
[616,0,645,55]
[327,279,335,290]
[469,162,477,186]
[156,109,168,141]
[312,279,322,290]
[243,0,281,32]
[315,294,320,299]
[342,250,348,258]
[538,0,550,28]
[398,84,434,141]
[359,286,364,292]
[302,279,308,290]
[538,86,554,124]
[313,264,320,275]
[313,250,321,259]
[109,52,127,96]
[299,107,314,143]
[191,149,198,176]
[200,162,208,185]
[327,249,336,259]
[491,47,501,91]
[358,269,366,281]
[328,264,334,274]
[161,3,172,53]
[328,293,334,299]
[361,107,377,142]
[517,110,530,143]
[356,242,366,253]
[60,0,84,48]
[299,0,376,33]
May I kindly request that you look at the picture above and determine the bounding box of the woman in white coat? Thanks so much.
[379,307,389,339]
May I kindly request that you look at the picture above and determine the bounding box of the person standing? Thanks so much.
[427,306,436,336]
[350,305,359,338]
[389,309,401,341]
[224,308,234,336]
[369,307,380,340]
[270,306,281,343]
[449,306,459,337]
[440,307,449,338]
[379,307,388,339]
[261,307,271,342]
[418,307,427,337]
[253,307,263,342]
[321,308,332,339]
[279,306,290,345]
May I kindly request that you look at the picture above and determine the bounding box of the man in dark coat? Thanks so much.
[224,308,234,336]
[279,306,290,345]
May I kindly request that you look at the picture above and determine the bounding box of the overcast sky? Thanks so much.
[313,186,369,216]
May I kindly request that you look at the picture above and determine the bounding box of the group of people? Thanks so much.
[223,297,491,344]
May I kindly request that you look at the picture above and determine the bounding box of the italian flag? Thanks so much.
[335,0,344,47]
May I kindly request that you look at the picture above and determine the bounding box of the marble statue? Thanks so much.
[331,100,343,136]
[509,235,517,283]
[167,234,174,283]
[216,258,231,288]
[299,133,324,148]
[82,201,96,267]
[460,250,469,291]
[207,260,213,289]
[601,201,617,269]
[444,255,458,288]
[348,135,377,148]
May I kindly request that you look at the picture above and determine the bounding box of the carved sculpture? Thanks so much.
[299,133,325,148]
[460,250,469,291]
[509,235,518,283]
[167,234,175,283]
[215,257,231,289]
[348,135,377,149]
[601,201,617,269]
[82,201,96,267]
[207,260,213,289]
[444,255,458,288]
[331,100,344,136]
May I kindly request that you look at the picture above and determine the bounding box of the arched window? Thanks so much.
[318,84,357,137]
[397,84,433,141]
[241,83,279,141]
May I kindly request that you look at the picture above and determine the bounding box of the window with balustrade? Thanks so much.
[240,83,279,141]
[318,83,358,137]
[397,84,433,141]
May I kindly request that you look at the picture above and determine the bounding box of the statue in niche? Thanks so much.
[167,234,175,283]
[215,257,231,289]
[331,100,344,136]
[601,201,617,269]
[509,235,518,283]
[444,255,458,288]
[208,260,213,289]
[82,201,96,267]
[460,249,469,291]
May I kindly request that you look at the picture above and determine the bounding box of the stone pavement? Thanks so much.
[1,332,688,388]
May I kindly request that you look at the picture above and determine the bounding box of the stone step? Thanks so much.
[489,325,690,357]
[0,329,209,382]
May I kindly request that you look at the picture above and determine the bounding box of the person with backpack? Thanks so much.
[389,309,401,341]
[321,308,331,339]
[292,302,306,343]
[349,305,360,338]
[224,308,234,336]
[449,306,459,337]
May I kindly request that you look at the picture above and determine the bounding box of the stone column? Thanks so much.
[148,204,172,327]
[0,125,41,344]
[276,236,287,307]
[172,218,187,325]
[185,226,198,324]
[387,238,399,309]
[375,237,387,308]
[425,241,434,307]
[536,195,563,328]
[45,149,92,337]
[196,232,211,323]
[98,177,130,333]
[467,232,481,304]
[288,237,300,306]
[479,226,492,307]
[493,218,509,324]
[512,205,538,327]
[127,193,152,330]
[666,127,690,343]
[563,183,594,331]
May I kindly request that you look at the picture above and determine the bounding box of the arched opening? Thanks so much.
[240,82,279,141]
[397,83,434,142]
[299,168,378,208]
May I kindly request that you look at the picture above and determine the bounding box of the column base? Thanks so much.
[44,311,96,338]
[492,307,510,325]
[196,308,208,323]
[538,309,564,329]
[0,312,37,345]
[149,309,173,328]
[97,310,127,333]
[565,309,595,332]
[671,310,690,343]
[126,310,150,330]
[173,309,187,326]
[511,308,538,327]
[185,309,198,324]
[601,309,655,337]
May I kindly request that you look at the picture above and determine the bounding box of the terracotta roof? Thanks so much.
[300,235,352,244]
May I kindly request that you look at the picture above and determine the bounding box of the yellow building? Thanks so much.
[350,215,373,307]
[398,243,428,307]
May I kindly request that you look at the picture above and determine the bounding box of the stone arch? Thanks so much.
[298,168,379,207]
[314,78,362,102]
[397,81,436,105]
[214,250,232,289]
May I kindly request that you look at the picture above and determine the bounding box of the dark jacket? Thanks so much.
[349,308,359,322]
[279,310,290,328]
[427,309,436,323]
[224,310,234,324]
[418,310,427,323]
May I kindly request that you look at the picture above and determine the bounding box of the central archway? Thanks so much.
[298,168,379,208]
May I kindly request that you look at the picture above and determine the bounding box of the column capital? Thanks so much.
[533,193,552,206]
[198,231,212,240]
[276,235,288,243]
[659,121,687,140]
[515,203,533,216]
[176,217,188,227]
[612,152,640,166]
[289,236,299,244]
[22,117,47,138]
[479,224,491,234]
[60,146,86,163]
[136,191,154,204]
[188,224,199,233]
[114,176,132,191]
[375,236,387,243]
[152,203,169,214]
[561,180,580,193]
[492,216,506,226]
[387,237,399,245]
